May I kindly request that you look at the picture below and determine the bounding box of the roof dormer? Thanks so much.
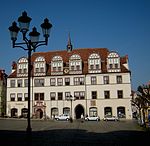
[34,56,46,76]
[51,56,63,75]
[88,53,101,73]
[107,52,121,72]
[17,57,28,77]
[69,54,82,74]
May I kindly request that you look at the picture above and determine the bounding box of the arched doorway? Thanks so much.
[51,107,58,118]
[21,108,28,118]
[104,107,112,116]
[75,104,84,119]
[117,106,126,118]
[11,108,18,118]
[36,109,43,119]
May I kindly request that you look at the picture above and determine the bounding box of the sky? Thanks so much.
[0,0,150,90]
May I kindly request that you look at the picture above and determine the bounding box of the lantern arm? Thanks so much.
[12,36,31,51]
[32,39,48,49]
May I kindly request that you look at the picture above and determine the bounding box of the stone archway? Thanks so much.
[75,104,84,119]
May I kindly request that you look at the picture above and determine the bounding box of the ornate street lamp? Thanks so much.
[8,11,52,133]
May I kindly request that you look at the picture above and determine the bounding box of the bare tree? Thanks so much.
[131,84,150,127]
[137,85,150,104]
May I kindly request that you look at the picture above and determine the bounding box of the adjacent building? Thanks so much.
[6,43,132,119]
[0,69,7,117]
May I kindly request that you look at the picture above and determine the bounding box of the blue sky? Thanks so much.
[0,0,150,90]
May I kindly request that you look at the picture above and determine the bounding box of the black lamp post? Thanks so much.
[67,95,75,122]
[8,11,52,133]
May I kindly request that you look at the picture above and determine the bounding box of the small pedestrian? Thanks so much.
[81,114,84,123]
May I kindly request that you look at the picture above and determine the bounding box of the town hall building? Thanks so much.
[6,40,132,120]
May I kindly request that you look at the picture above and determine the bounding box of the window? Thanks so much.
[18,69,22,73]
[117,106,126,118]
[90,65,94,70]
[115,63,118,68]
[50,78,56,86]
[74,91,85,99]
[40,67,44,72]
[109,64,113,69]
[74,77,84,85]
[24,93,28,101]
[91,76,97,85]
[53,67,56,72]
[58,92,63,100]
[57,78,63,86]
[65,78,70,85]
[17,79,22,87]
[117,90,123,98]
[58,67,61,72]
[50,92,56,100]
[24,68,27,73]
[104,91,110,99]
[117,75,122,84]
[80,92,85,99]
[10,93,15,101]
[51,108,58,117]
[10,80,15,87]
[17,93,22,101]
[34,79,44,87]
[91,91,97,99]
[24,79,28,87]
[89,107,97,117]
[76,65,80,70]
[63,107,70,115]
[71,65,75,71]
[96,64,99,70]
[65,92,71,100]
[35,68,39,73]
[103,76,109,84]
[34,93,44,100]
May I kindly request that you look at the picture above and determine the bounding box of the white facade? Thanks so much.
[6,48,132,119]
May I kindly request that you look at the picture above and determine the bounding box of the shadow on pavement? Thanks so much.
[0,129,149,146]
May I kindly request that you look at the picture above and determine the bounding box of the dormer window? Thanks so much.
[69,54,82,74]
[17,57,28,77]
[51,56,63,75]
[88,53,101,73]
[34,56,46,76]
[107,52,120,72]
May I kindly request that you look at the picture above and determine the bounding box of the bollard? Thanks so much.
[70,117,73,123]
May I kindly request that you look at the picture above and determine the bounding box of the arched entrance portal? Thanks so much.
[75,104,84,119]
[36,109,43,119]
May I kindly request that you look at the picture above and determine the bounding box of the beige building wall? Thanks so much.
[7,72,132,119]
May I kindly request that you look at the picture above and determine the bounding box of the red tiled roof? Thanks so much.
[8,48,130,78]
[31,48,109,62]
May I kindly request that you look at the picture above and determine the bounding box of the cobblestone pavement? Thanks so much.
[0,118,149,146]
